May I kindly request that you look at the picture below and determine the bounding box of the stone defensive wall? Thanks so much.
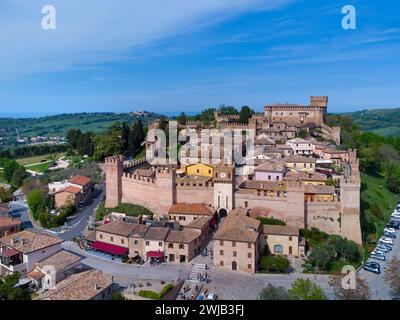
[305,201,341,235]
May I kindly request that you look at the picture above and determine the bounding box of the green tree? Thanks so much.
[66,128,82,149]
[258,284,291,300]
[27,188,47,220]
[3,159,20,182]
[239,106,251,124]
[288,278,327,300]
[260,255,290,273]
[177,112,187,125]
[11,166,28,188]
[0,273,31,300]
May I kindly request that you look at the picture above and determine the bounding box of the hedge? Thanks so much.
[138,284,174,300]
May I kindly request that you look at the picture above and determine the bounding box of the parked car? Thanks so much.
[370,253,386,261]
[371,249,385,256]
[388,221,400,229]
[363,262,380,274]
[384,228,396,234]
[379,237,394,245]
[384,232,396,239]
[376,245,390,253]
[206,293,218,300]
[378,243,392,251]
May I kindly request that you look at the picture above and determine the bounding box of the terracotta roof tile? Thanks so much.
[0,230,63,254]
[263,225,299,236]
[214,214,261,243]
[144,227,170,240]
[39,269,113,300]
[96,221,149,237]
[169,203,216,216]
[166,228,200,243]
[68,175,92,186]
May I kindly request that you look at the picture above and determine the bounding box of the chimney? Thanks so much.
[10,238,14,246]
[94,283,99,291]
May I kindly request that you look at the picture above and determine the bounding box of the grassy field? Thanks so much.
[360,172,398,257]
[16,153,64,166]
[96,202,154,221]
[25,162,52,173]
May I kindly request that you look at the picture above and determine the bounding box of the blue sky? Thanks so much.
[0,0,399,115]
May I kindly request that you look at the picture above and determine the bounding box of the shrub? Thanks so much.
[137,284,174,300]
[260,255,290,273]
[257,217,286,226]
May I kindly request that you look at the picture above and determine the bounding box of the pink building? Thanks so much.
[254,161,286,181]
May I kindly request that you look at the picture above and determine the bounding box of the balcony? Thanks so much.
[0,248,25,273]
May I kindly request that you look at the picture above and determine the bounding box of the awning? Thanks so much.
[147,251,164,258]
[91,241,128,256]
[1,248,20,258]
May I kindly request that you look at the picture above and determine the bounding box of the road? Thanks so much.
[62,241,187,286]
[358,225,400,300]
[9,184,105,241]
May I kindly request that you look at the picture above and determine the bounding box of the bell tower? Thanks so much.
[213,165,235,215]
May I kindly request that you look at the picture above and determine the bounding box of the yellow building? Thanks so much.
[285,156,315,172]
[185,163,214,177]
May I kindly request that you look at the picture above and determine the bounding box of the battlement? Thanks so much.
[105,155,123,164]
[176,180,214,189]
[122,172,156,184]
[123,158,146,170]
[310,96,328,107]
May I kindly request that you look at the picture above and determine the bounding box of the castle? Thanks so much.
[104,96,362,245]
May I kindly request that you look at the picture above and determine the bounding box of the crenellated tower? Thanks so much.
[105,156,123,208]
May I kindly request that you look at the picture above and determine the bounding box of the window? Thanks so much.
[179,216,186,221]
[274,244,283,254]
[220,261,224,266]
[110,236,114,242]
[248,252,252,259]
[208,170,211,174]
[304,164,306,168]
[146,241,150,246]
[233,251,237,257]
[289,236,292,241]
[220,240,224,246]
[248,264,252,270]
[247,243,252,249]
[268,175,271,180]
[121,239,124,244]
[197,169,200,173]
[179,244,184,249]
[244,201,248,208]
[134,240,138,245]
[168,243,173,248]
[220,250,224,256]
[99,234,103,240]
[159,242,163,247]
[232,241,236,247]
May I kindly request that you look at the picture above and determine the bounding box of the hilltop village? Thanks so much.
[103,96,362,273]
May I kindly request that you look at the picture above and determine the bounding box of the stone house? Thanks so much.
[213,213,264,273]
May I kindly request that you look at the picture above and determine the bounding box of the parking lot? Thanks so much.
[358,208,400,300]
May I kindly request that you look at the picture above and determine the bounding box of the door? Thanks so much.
[232,261,237,271]
[289,246,292,255]
[169,254,175,262]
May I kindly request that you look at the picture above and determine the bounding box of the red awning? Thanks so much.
[147,251,164,258]
[91,241,128,256]
[1,248,20,258]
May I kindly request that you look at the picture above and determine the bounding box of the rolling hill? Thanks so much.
[343,108,400,136]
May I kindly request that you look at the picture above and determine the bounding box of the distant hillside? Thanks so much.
[343,108,400,136]
[0,112,160,137]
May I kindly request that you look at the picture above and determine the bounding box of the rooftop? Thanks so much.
[55,185,82,195]
[144,226,170,240]
[263,225,299,236]
[214,213,261,243]
[166,228,201,243]
[239,180,286,192]
[283,171,327,182]
[0,217,21,229]
[96,221,149,237]
[68,175,92,186]
[169,203,216,216]
[0,230,63,254]
[254,160,286,173]
[39,269,113,300]
[0,203,10,213]
[285,156,316,164]
[185,216,212,229]
[36,250,81,272]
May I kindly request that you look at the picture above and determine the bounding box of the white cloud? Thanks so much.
[0,0,293,80]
